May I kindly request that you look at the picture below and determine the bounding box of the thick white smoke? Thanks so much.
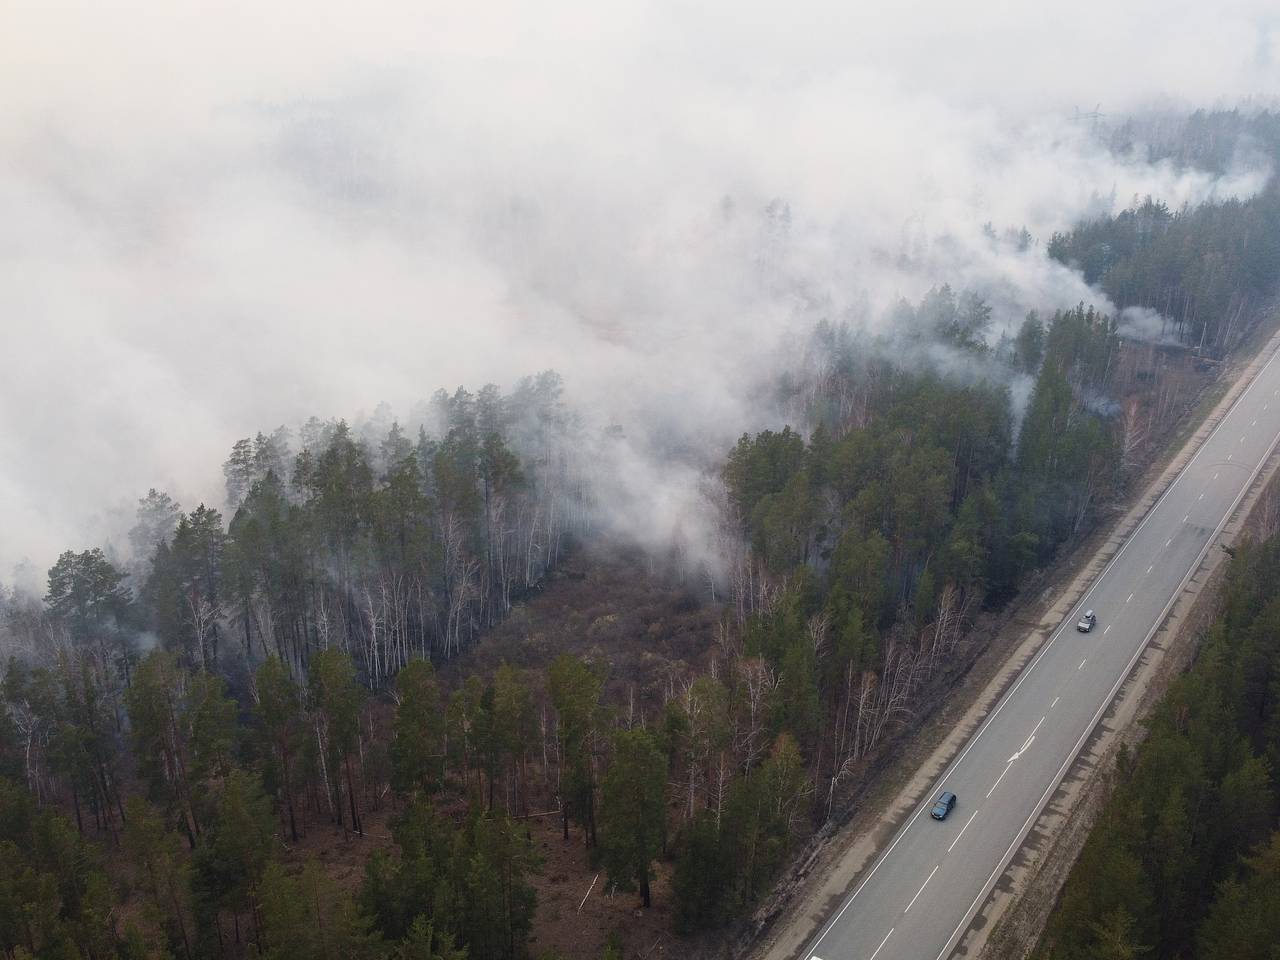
[2,0,1277,579]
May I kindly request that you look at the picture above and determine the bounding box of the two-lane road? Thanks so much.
[805,345,1280,960]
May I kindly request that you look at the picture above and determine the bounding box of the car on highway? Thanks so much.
[930,791,957,820]
[1076,610,1097,632]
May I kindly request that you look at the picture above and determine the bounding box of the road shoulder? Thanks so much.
[972,350,1280,958]
[749,321,1280,960]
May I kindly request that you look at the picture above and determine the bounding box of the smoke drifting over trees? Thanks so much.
[7,6,1280,960]
[3,1,1278,579]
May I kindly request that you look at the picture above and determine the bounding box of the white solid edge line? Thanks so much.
[804,343,1280,960]
[905,865,941,913]
[930,351,1280,960]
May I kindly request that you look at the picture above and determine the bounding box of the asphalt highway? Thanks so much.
[804,344,1280,960]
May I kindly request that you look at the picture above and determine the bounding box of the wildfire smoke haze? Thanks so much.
[2,0,1277,578]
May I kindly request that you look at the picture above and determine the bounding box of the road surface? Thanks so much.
[804,344,1280,960]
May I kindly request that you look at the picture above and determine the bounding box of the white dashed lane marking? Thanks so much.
[948,811,979,854]
[905,866,940,913]
[804,360,1280,960]
[987,764,1012,798]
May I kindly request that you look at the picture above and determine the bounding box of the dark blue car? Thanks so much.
[931,790,957,820]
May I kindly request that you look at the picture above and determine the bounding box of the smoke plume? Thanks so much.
[3,0,1278,580]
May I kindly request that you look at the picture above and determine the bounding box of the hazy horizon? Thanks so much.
[4,0,1279,584]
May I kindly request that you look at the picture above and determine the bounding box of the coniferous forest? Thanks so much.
[3,108,1280,960]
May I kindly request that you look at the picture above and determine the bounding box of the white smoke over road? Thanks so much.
[2,0,1277,579]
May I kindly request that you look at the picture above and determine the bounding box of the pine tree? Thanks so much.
[169,505,228,669]
[191,769,276,952]
[123,797,194,959]
[390,658,444,797]
[128,489,182,570]
[1087,908,1150,960]
[359,799,456,942]
[396,916,467,960]
[491,664,534,816]
[548,655,603,845]
[599,729,667,908]
[457,811,538,960]
[671,812,731,932]
[126,651,207,846]
[307,648,367,834]
[257,858,382,960]
[253,657,303,842]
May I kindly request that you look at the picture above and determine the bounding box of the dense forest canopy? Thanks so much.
[2,104,1279,960]
[11,373,586,684]
[1049,111,1280,355]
